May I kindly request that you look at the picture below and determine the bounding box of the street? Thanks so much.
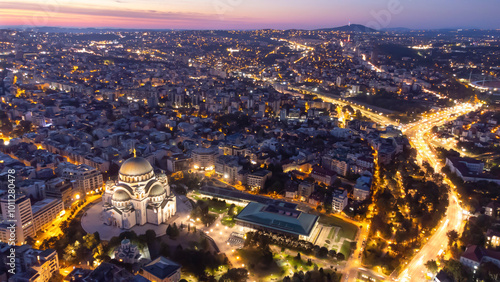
[396,103,480,281]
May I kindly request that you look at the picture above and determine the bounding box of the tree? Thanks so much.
[92,243,105,261]
[160,242,170,258]
[18,120,33,135]
[317,247,329,258]
[26,236,35,246]
[228,204,236,216]
[145,229,157,242]
[443,259,471,282]
[336,253,345,261]
[48,272,64,282]
[447,230,459,247]
[172,223,180,238]
[425,260,438,274]
[200,237,210,251]
[93,231,100,242]
[83,233,98,249]
[166,224,173,238]
[295,252,302,261]
[219,268,248,282]
[0,111,13,135]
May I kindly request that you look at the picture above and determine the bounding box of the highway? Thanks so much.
[280,87,398,127]
[396,103,481,281]
[245,43,478,280]
[279,90,477,282]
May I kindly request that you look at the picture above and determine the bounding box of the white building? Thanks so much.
[332,189,348,213]
[192,147,217,170]
[59,163,103,195]
[215,155,242,184]
[460,245,500,271]
[102,157,176,229]
[0,194,34,245]
[113,238,141,264]
[353,172,372,201]
[7,245,60,282]
[31,197,63,233]
[247,170,272,191]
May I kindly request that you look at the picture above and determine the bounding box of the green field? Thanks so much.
[318,215,358,242]
[327,227,337,240]
[340,240,353,258]
[209,206,227,214]
[221,216,236,227]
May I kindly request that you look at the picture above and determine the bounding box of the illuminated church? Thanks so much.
[102,157,176,229]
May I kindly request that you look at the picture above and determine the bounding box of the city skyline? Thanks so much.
[1,2,500,281]
[1,0,499,30]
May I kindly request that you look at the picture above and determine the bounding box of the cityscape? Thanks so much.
[0,1,499,282]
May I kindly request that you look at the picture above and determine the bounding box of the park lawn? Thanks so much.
[235,206,244,214]
[237,248,283,278]
[283,255,315,272]
[340,240,352,258]
[327,227,337,240]
[221,216,235,227]
[209,206,228,214]
[318,215,358,242]
[191,194,203,201]
[209,202,243,215]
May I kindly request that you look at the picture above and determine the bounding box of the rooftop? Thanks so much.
[142,256,181,279]
[200,186,297,209]
[235,202,318,236]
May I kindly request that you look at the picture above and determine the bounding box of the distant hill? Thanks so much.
[315,24,377,33]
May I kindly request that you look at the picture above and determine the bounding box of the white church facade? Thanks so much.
[102,157,176,229]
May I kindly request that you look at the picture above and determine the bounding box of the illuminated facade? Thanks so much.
[102,157,176,229]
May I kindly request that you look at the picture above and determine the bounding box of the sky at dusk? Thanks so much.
[1,0,499,30]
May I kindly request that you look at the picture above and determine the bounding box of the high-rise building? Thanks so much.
[0,194,34,245]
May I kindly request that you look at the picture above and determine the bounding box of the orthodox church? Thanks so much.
[102,157,176,229]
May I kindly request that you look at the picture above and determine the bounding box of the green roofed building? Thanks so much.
[235,202,319,240]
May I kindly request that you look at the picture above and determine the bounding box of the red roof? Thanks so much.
[462,245,500,263]
[461,245,484,262]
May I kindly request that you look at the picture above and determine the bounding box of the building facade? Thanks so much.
[192,147,217,170]
[60,163,103,195]
[332,189,348,213]
[31,198,63,233]
[0,194,34,245]
[102,157,176,229]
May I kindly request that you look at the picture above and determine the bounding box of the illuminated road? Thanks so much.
[344,220,388,282]
[34,194,102,248]
[396,103,481,281]
[281,87,398,127]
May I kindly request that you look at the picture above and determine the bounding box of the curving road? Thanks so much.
[396,103,480,281]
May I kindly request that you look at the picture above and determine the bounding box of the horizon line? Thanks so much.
[1,24,498,32]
